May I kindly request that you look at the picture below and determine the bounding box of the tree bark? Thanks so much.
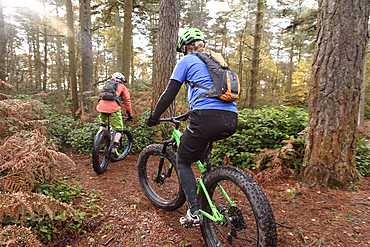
[358,50,367,127]
[286,37,295,95]
[42,0,48,91]
[151,0,180,117]
[0,0,6,81]
[66,0,79,119]
[122,0,133,82]
[35,30,42,91]
[80,0,93,113]
[301,0,370,189]
[55,7,62,96]
[248,0,264,109]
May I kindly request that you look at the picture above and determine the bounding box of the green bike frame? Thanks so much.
[171,128,235,225]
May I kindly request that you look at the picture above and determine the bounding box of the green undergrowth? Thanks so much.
[12,100,369,177]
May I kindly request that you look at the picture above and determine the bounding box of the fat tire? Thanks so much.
[199,166,277,247]
[110,128,133,162]
[137,144,186,211]
[92,130,111,175]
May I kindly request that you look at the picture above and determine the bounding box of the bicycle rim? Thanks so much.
[92,130,110,175]
[111,129,133,162]
[200,166,277,247]
[137,144,186,211]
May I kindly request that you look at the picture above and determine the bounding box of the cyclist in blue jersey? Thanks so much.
[145,28,238,227]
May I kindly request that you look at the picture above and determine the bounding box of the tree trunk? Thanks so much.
[55,8,62,96]
[130,42,134,89]
[43,0,47,91]
[358,50,367,127]
[301,0,370,189]
[80,0,93,113]
[0,0,6,81]
[248,0,264,109]
[66,0,79,119]
[122,0,132,82]
[35,31,42,91]
[151,0,180,117]
[286,37,295,95]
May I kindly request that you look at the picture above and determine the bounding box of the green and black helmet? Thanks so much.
[176,28,205,54]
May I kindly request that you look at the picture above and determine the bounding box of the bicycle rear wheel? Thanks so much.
[199,166,277,247]
[92,129,111,175]
[137,144,186,211]
[110,128,133,162]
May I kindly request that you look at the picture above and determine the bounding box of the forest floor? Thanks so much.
[51,146,370,247]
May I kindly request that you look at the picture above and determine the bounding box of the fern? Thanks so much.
[0,130,75,193]
[0,192,76,225]
[0,225,42,246]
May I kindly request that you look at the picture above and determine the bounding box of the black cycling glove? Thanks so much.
[145,113,160,127]
[126,111,133,121]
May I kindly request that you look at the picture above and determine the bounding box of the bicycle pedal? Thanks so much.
[181,222,194,229]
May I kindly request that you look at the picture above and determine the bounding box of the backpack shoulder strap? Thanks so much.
[185,80,209,91]
[209,51,227,67]
[196,51,228,68]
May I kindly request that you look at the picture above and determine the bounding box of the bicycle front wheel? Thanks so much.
[92,129,111,175]
[137,144,186,211]
[110,128,133,162]
[199,166,277,247]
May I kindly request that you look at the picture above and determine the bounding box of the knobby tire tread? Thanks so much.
[92,130,110,175]
[137,144,186,211]
[200,166,277,247]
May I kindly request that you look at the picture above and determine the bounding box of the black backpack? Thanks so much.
[186,51,240,103]
[99,79,122,105]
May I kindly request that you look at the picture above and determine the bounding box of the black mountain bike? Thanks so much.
[137,111,277,246]
[92,113,133,174]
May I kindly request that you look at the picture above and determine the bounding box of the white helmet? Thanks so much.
[112,72,127,83]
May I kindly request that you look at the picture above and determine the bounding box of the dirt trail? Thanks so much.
[57,148,370,247]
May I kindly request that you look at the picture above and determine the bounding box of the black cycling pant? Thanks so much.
[177,109,238,214]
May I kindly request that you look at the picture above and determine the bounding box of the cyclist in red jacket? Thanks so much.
[96,72,133,156]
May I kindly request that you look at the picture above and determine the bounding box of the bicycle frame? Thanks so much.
[159,120,235,225]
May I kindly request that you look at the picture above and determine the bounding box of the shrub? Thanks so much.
[211,106,308,169]
[364,104,370,119]
[67,121,99,155]
[356,138,370,176]
[47,115,79,147]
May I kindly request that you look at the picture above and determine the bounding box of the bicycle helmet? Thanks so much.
[112,72,127,83]
[176,28,205,54]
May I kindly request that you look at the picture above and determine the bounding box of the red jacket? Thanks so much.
[96,79,132,115]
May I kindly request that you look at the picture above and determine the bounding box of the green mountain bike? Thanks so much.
[92,114,133,175]
[137,111,277,246]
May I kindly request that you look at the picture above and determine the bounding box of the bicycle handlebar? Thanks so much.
[159,111,191,128]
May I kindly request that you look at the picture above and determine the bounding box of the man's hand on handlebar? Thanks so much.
[145,113,160,127]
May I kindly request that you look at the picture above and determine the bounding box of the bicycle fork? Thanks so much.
[154,139,175,184]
